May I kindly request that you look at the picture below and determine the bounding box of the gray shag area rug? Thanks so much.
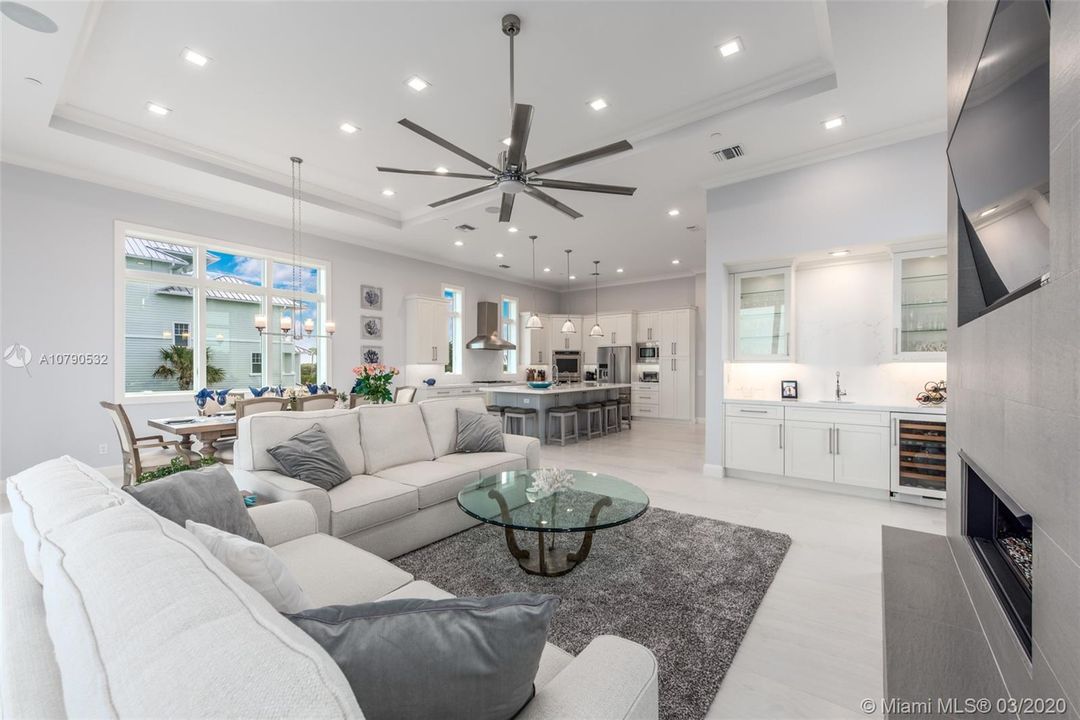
[393,507,791,720]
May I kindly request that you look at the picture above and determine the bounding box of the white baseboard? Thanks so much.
[702,463,726,478]
[695,416,706,424]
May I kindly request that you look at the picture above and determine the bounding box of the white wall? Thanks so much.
[0,164,559,476]
[726,257,946,404]
[704,134,948,466]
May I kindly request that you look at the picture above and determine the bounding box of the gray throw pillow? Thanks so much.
[288,593,558,720]
[266,423,351,491]
[455,408,505,454]
[123,464,263,543]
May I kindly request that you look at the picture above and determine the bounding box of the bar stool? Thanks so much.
[618,398,632,431]
[576,402,604,440]
[601,400,621,434]
[503,407,538,438]
[486,404,506,420]
[547,407,579,446]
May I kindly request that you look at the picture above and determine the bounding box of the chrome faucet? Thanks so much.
[552,363,559,385]
[835,371,847,402]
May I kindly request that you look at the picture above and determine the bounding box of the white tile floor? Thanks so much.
[538,420,946,719]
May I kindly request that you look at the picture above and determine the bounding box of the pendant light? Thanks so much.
[526,235,544,329]
[561,249,576,334]
[589,260,604,337]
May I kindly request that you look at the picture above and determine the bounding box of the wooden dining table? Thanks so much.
[147,414,237,460]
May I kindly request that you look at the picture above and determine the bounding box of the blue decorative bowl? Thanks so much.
[528,381,553,389]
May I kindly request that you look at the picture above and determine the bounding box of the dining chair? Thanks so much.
[234,396,288,419]
[349,393,369,408]
[296,393,337,411]
[393,386,418,404]
[99,401,199,486]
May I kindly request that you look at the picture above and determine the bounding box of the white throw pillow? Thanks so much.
[185,520,312,613]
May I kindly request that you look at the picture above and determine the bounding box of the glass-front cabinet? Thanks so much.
[893,250,947,360]
[731,267,792,361]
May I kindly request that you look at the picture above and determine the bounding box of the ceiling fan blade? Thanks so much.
[377,167,492,180]
[523,186,583,220]
[505,103,534,169]
[499,192,515,222]
[397,118,498,173]
[527,140,634,177]
[531,179,636,196]
[428,182,497,209]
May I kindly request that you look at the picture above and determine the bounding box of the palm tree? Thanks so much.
[153,345,225,390]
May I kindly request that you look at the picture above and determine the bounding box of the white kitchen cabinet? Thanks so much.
[550,317,583,352]
[659,357,692,420]
[731,267,793,361]
[635,312,660,343]
[604,314,634,347]
[725,416,784,475]
[784,420,834,483]
[892,249,947,361]
[519,313,551,365]
[833,423,891,489]
[405,295,450,366]
[659,309,692,358]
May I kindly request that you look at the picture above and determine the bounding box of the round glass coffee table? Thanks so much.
[457,469,650,577]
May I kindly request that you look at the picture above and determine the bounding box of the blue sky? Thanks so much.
[206,251,319,293]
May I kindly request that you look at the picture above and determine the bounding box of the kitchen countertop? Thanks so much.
[491,382,632,395]
[724,397,946,415]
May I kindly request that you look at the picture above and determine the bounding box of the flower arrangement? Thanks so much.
[351,363,399,404]
[526,467,577,501]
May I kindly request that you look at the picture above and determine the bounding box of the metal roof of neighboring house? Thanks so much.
[155,282,294,306]
[125,236,195,265]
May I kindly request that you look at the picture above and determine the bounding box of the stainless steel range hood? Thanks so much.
[466,301,516,351]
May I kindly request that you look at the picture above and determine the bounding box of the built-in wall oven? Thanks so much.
[553,351,581,382]
[636,343,659,363]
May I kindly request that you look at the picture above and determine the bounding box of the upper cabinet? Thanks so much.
[659,309,692,357]
[893,250,947,361]
[731,267,793,362]
[551,316,583,352]
[405,295,450,366]
[604,314,634,348]
[636,312,660,343]
[519,312,552,366]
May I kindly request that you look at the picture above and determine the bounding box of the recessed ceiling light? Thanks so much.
[454,240,464,247]
[588,98,608,111]
[182,48,210,67]
[435,166,449,174]
[616,268,624,273]
[823,116,845,130]
[381,188,395,197]
[146,102,171,116]
[508,226,518,233]
[980,205,999,217]
[671,259,681,265]
[495,252,504,258]
[502,137,512,146]
[667,208,680,217]
[543,267,551,273]
[569,275,576,280]
[405,75,430,92]
[339,122,359,134]
[829,249,851,257]
[717,37,744,57]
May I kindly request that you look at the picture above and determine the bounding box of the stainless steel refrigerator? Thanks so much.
[596,346,632,384]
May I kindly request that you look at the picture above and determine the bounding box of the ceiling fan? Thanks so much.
[376,13,637,222]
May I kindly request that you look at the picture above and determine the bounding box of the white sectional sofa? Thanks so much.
[3,455,659,720]
[232,396,540,559]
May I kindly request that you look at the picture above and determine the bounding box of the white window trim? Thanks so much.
[250,352,263,376]
[443,284,464,376]
[501,295,518,375]
[114,220,332,403]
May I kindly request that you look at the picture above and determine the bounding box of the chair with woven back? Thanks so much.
[99,401,200,486]
[393,386,417,404]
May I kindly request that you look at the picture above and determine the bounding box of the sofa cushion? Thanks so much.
[243,409,365,475]
[272,532,414,607]
[287,594,558,720]
[327,475,418,537]
[374,461,479,509]
[419,396,488,457]
[186,520,312,613]
[5,455,123,584]
[456,408,506,454]
[123,464,264,543]
[37,502,363,719]
[267,423,353,491]
[358,404,435,473]
[437,452,527,478]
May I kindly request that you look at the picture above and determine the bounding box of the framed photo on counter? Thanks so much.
[781,380,798,400]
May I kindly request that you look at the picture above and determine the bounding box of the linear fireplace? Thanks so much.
[961,451,1033,657]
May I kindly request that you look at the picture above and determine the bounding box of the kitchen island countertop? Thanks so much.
[491,382,632,395]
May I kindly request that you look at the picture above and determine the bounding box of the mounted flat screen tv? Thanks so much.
[948,0,1051,324]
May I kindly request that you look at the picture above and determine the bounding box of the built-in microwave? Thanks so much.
[552,351,581,381]
[636,343,660,363]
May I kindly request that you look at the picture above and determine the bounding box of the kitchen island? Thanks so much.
[490,383,631,444]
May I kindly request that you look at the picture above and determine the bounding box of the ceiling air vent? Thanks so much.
[712,145,744,162]
[454,223,477,232]
[498,264,511,269]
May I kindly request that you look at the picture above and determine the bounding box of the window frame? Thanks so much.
[501,295,518,374]
[250,352,263,376]
[172,321,191,348]
[442,284,464,375]
[115,221,332,403]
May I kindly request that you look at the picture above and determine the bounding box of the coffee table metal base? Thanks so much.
[488,489,612,577]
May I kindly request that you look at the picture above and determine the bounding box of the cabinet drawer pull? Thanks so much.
[828,427,833,454]
[778,423,783,449]
[739,408,768,414]
[835,429,840,455]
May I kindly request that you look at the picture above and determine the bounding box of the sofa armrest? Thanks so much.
[232,468,332,534]
[503,434,540,469]
[248,500,319,547]
[517,636,658,720]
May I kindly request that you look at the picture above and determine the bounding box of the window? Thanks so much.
[443,285,463,375]
[501,296,518,373]
[118,223,330,398]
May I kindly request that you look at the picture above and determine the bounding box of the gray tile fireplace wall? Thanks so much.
[941,0,1079,712]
